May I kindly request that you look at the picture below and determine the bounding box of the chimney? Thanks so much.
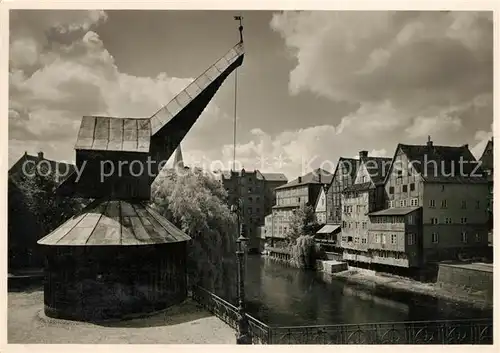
[359,150,368,159]
[38,151,44,160]
[427,136,433,148]
[463,144,469,149]
[298,176,302,183]
[318,173,322,183]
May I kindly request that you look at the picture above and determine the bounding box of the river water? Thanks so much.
[235,256,492,326]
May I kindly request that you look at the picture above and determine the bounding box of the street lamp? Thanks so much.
[231,200,251,344]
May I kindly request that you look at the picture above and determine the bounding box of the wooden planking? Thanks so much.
[133,205,167,243]
[145,204,191,241]
[120,201,136,217]
[205,66,220,81]
[176,90,191,107]
[185,80,202,99]
[94,117,110,140]
[166,99,182,117]
[129,216,153,243]
[38,214,86,245]
[214,57,229,72]
[194,73,211,91]
[57,214,101,245]
[77,116,96,139]
[86,222,120,245]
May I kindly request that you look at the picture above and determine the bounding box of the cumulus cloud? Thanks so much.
[270,11,493,160]
[8,10,234,167]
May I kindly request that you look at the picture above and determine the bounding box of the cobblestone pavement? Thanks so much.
[8,289,236,344]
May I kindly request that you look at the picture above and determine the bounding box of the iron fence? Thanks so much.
[191,286,493,345]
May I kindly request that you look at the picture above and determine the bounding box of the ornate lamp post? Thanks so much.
[231,200,251,344]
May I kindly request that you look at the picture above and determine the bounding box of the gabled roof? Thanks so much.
[386,142,487,184]
[214,169,287,182]
[368,206,421,216]
[38,199,191,246]
[343,181,373,193]
[275,168,333,190]
[8,153,76,184]
[259,172,288,182]
[75,116,151,153]
[313,186,327,210]
[479,138,493,172]
[361,156,392,185]
[326,157,360,189]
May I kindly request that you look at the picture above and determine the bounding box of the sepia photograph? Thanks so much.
[4,4,495,346]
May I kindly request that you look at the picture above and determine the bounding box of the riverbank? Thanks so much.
[8,289,235,344]
[326,268,493,310]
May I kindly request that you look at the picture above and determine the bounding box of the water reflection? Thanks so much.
[240,256,491,326]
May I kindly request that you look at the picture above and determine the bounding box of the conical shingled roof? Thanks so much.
[38,199,191,246]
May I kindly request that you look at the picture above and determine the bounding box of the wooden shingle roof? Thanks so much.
[75,116,151,153]
[38,199,190,246]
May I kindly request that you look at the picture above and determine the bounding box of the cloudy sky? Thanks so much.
[9,10,493,180]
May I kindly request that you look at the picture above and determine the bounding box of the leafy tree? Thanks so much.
[151,167,238,297]
[9,165,86,270]
[284,205,325,269]
[285,205,319,244]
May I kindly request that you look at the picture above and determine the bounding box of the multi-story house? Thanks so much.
[269,168,333,245]
[214,169,287,251]
[340,151,392,264]
[479,138,493,245]
[318,157,360,252]
[314,186,328,225]
[326,157,360,224]
[368,138,490,270]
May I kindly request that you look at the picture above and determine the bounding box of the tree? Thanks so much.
[9,166,86,270]
[285,205,319,244]
[151,167,237,297]
[284,205,324,269]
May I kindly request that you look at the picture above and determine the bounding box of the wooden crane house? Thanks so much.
[37,24,245,321]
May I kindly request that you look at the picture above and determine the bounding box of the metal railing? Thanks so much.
[191,286,493,345]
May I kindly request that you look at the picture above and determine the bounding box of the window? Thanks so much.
[248,187,252,193]
[347,236,353,242]
[429,199,436,208]
[248,197,253,202]
[410,183,415,191]
[375,234,380,243]
[298,197,301,203]
[441,200,447,208]
[342,221,346,228]
[476,200,480,209]
[362,238,367,244]
[431,217,438,225]
[461,200,467,209]
[411,198,419,206]
[408,215,414,225]
[391,234,397,244]
[475,233,480,243]
[408,233,415,245]
[342,236,347,242]
[248,207,253,214]
[432,233,439,243]
[441,185,445,192]
[402,199,408,207]
[362,222,367,229]
[389,201,394,208]
[355,222,359,228]
[402,185,408,192]
[461,232,467,243]
[445,217,452,224]
[382,235,387,244]
[460,217,468,224]
[389,186,394,194]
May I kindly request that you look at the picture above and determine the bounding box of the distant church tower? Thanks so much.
[173,145,184,170]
